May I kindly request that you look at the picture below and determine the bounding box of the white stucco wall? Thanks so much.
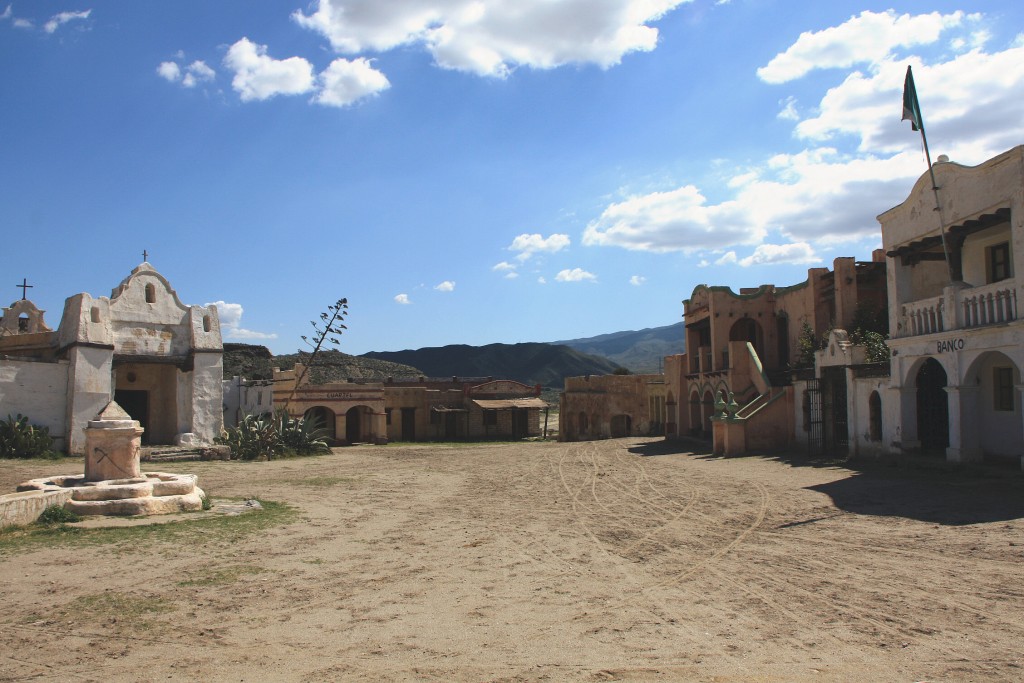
[0,359,69,452]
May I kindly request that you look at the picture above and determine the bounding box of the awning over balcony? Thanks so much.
[886,207,1010,262]
[473,398,548,409]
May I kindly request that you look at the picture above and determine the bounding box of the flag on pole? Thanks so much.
[902,65,923,132]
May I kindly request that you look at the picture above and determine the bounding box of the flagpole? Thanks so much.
[902,65,955,284]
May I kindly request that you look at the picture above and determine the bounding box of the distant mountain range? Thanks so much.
[550,322,685,373]
[223,322,685,388]
[362,342,620,387]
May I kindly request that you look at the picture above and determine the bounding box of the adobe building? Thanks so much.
[664,255,887,454]
[0,263,224,454]
[878,146,1024,467]
[559,373,667,441]
[273,367,549,444]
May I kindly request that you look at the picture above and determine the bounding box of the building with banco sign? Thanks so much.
[878,146,1024,467]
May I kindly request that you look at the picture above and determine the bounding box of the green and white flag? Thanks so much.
[902,65,923,132]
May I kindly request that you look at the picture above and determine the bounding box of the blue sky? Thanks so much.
[3,1,1023,355]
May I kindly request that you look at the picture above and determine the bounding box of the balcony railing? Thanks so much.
[896,279,1018,338]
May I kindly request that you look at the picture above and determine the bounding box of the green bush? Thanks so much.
[0,414,58,459]
[37,505,81,525]
[216,411,329,461]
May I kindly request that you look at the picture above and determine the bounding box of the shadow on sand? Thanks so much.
[626,438,1024,526]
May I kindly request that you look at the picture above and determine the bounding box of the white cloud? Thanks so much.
[715,251,736,266]
[1,6,11,21]
[157,61,181,82]
[206,301,278,341]
[756,10,965,84]
[777,96,798,121]
[555,268,596,283]
[182,60,216,87]
[314,57,390,107]
[224,37,315,102]
[434,280,455,292]
[583,185,759,253]
[537,276,547,284]
[736,242,819,267]
[583,11,1024,260]
[43,9,91,34]
[293,0,692,78]
[629,275,646,286]
[13,17,32,29]
[508,233,570,261]
[394,293,411,304]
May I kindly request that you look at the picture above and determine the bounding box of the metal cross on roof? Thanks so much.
[16,278,32,300]
[143,249,148,262]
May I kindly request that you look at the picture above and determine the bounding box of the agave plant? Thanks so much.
[277,410,331,457]
[216,413,280,461]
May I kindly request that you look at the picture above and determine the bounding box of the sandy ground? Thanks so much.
[2,438,1023,682]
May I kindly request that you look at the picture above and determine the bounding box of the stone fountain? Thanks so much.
[14,402,205,518]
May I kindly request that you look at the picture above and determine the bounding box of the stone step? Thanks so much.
[141,445,231,463]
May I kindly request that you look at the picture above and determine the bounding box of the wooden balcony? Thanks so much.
[896,279,1018,338]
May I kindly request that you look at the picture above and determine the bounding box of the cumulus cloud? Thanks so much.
[314,57,390,107]
[158,59,216,88]
[434,280,455,292]
[629,275,646,286]
[555,268,596,283]
[582,10,1024,260]
[508,233,570,261]
[157,61,181,82]
[756,10,966,84]
[43,9,91,34]
[736,242,819,267]
[224,37,315,101]
[206,301,278,341]
[394,293,411,304]
[182,60,216,87]
[1,6,11,21]
[292,0,692,78]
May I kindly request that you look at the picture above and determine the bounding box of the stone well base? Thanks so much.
[16,472,205,517]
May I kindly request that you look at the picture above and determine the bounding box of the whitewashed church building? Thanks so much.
[0,262,223,454]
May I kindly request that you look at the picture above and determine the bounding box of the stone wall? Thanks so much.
[0,358,70,452]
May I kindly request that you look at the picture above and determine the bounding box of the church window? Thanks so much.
[994,367,1014,411]
[868,391,882,441]
[145,283,156,303]
[203,315,211,332]
[91,306,101,323]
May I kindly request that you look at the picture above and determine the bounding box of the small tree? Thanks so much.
[794,322,817,368]
[282,298,348,413]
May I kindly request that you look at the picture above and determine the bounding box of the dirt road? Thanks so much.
[2,439,1023,682]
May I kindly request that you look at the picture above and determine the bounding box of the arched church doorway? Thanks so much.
[916,358,949,454]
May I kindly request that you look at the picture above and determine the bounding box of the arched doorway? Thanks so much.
[610,414,632,438]
[702,390,715,436]
[689,391,701,437]
[346,406,369,444]
[962,351,1023,463]
[916,358,948,454]
[868,391,882,442]
[729,317,764,363]
[304,407,336,442]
